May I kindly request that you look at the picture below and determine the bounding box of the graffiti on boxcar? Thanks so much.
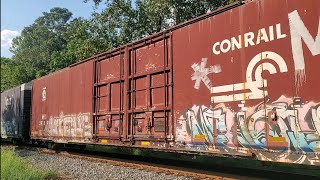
[1,96,20,137]
[39,112,92,138]
[175,96,320,164]
[288,10,320,90]
[186,9,320,164]
[176,104,234,150]
[191,58,221,90]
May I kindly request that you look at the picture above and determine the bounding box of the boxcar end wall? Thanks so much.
[1,83,32,141]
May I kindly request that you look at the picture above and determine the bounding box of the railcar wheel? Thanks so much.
[51,143,64,152]
[48,142,54,149]
[12,138,21,145]
[12,138,17,145]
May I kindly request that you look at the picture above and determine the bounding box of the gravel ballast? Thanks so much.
[14,147,194,180]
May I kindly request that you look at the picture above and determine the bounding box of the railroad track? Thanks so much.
[33,146,262,180]
[1,143,241,179]
[57,151,242,180]
[2,143,318,180]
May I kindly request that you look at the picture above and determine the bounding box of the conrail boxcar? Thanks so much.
[31,61,93,143]
[1,83,32,143]
[30,0,320,165]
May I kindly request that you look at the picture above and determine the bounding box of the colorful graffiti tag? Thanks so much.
[177,7,320,165]
[175,96,320,165]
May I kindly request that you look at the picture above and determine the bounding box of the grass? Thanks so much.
[1,146,57,180]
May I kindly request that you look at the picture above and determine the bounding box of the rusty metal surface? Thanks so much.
[93,36,173,145]
[173,0,320,165]
[1,83,32,139]
[31,61,93,143]
[29,0,319,166]
[94,52,124,141]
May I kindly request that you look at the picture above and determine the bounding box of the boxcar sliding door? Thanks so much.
[93,51,125,144]
[128,35,174,146]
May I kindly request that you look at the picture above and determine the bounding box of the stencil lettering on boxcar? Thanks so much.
[210,10,320,98]
[42,87,46,101]
[212,23,286,55]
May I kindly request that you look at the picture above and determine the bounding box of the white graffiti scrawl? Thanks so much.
[39,112,92,140]
[288,10,320,91]
[191,58,221,90]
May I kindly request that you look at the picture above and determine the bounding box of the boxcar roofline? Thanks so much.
[33,1,244,81]
[69,0,244,67]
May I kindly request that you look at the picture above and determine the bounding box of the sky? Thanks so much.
[1,0,105,58]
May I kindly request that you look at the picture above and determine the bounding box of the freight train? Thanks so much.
[1,0,319,166]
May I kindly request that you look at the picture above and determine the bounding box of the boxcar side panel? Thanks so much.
[173,0,320,165]
[31,61,93,143]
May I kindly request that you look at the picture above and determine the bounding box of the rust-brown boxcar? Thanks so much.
[31,61,93,143]
[30,0,320,165]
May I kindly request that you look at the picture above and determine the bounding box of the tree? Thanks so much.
[50,17,116,69]
[1,57,21,92]
[10,8,73,79]
[95,0,138,45]
[85,0,237,38]
[135,0,172,35]
[172,0,237,24]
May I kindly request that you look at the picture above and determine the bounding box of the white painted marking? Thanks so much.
[211,51,287,103]
[244,32,255,47]
[288,10,320,90]
[191,58,221,90]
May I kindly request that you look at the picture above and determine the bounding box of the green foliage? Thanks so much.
[87,0,237,25]
[64,17,115,60]
[86,0,237,44]
[0,146,57,180]
[11,8,73,78]
[172,0,237,24]
[1,57,21,92]
[135,0,172,35]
